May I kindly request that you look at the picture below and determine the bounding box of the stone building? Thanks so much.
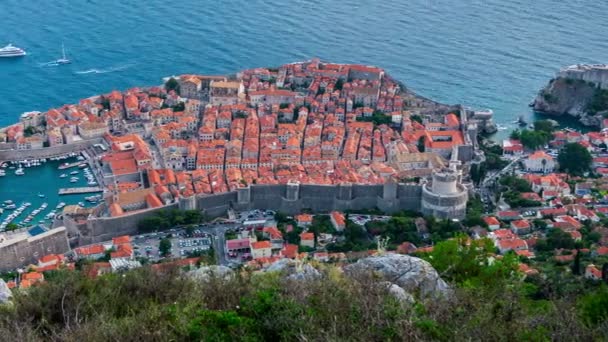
[421,167,468,219]
[0,226,70,271]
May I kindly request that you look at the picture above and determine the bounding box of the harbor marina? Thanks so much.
[0,153,104,231]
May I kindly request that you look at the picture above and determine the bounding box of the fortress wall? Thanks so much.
[397,184,423,211]
[0,138,104,162]
[80,204,177,245]
[559,68,608,89]
[421,185,468,219]
[0,228,70,271]
[197,192,237,217]
[250,184,285,199]
[299,184,339,198]
[242,184,286,211]
[352,184,383,198]
[0,142,16,150]
[73,182,426,247]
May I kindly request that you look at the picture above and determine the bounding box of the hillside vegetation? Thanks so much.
[0,238,607,341]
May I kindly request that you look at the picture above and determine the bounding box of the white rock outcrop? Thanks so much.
[0,279,12,304]
[189,265,234,281]
[265,258,321,280]
[344,254,451,299]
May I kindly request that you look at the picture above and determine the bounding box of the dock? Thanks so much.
[58,187,103,195]
[58,161,87,170]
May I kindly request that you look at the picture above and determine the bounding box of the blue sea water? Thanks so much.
[1,0,608,129]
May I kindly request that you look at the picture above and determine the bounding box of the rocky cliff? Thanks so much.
[533,74,608,127]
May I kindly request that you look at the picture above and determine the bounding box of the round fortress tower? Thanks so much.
[430,168,460,194]
[421,167,468,219]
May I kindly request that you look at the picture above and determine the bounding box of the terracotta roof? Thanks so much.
[300,232,314,241]
[251,241,272,249]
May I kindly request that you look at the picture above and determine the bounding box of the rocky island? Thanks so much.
[533,64,608,127]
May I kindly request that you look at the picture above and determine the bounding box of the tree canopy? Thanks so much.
[164,77,180,95]
[533,119,556,133]
[519,129,551,149]
[159,238,172,257]
[558,143,592,176]
[138,209,205,232]
[421,236,519,288]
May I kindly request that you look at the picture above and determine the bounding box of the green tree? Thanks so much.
[421,236,519,287]
[5,223,18,231]
[183,210,202,224]
[578,286,608,326]
[558,143,592,176]
[587,88,608,114]
[334,78,344,91]
[165,77,180,95]
[533,120,555,133]
[470,163,487,186]
[572,250,582,275]
[519,129,551,149]
[410,114,423,124]
[159,238,172,257]
[417,136,426,152]
[499,175,532,192]
[536,228,576,251]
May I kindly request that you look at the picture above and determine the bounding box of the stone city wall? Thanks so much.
[79,203,178,245]
[558,66,608,89]
[0,138,103,162]
[74,182,425,246]
[0,227,70,271]
[233,183,421,214]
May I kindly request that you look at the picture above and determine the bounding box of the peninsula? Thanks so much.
[2,62,608,341]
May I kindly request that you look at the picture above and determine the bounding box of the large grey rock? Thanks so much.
[344,254,451,299]
[265,259,321,280]
[378,281,415,304]
[0,279,12,304]
[189,265,233,282]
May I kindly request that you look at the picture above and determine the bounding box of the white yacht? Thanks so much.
[0,44,26,58]
[15,168,24,176]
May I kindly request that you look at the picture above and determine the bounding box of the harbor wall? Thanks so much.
[0,138,103,162]
[0,227,70,271]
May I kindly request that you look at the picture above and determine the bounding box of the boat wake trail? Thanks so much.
[75,64,133,75]
[38,61,60,67]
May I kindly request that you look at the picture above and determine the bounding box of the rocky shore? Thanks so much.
[532,65,608,127]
